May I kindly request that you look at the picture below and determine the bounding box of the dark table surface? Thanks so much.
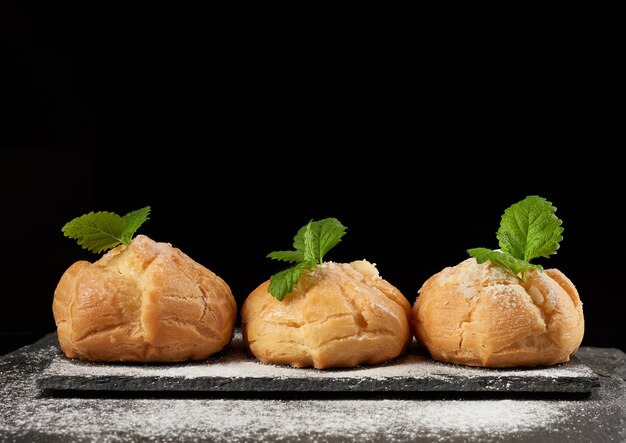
[1,334,625,442]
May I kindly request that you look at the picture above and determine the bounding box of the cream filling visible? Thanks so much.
[349,260,379,277]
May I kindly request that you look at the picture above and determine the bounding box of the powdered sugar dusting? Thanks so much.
[1,336,624,442]
[39,333,596,392]
[0,343,581,441]
[1,397,577,442]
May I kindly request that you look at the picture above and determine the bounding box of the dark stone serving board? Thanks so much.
[37,333,598,393]
[5,335,625,442]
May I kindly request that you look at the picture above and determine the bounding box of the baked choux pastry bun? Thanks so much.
[412,258,584,367]
[243,260,411,369]
[54,234,237,362]
[242,218,411,369]
[413,196,583,367]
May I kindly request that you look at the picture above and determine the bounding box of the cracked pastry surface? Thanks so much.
[53,235,237,362]
[241,261,411,369]
[412,258,584,367]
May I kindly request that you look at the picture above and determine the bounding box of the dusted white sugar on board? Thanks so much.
[37,332,598,393]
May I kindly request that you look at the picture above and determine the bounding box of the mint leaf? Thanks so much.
[268,263,314,301]
[121,206,151,244]
[267,251,305,263]
[468,248,542,279]
[293,218,347,263]
[317,218,347,262]
[267,217,347,301]
[62,211,128,254]
[497,195,563,261]
[62,206,151,254]
[468,195,563,279]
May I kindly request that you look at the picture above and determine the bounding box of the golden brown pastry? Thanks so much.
[53,235,237,362]
[412,258,584,367]
[242,260,411,369]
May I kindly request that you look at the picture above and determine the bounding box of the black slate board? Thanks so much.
[5,335,625,442]
[37,333,598,393]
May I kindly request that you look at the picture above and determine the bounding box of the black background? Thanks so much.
[2,4,623,354]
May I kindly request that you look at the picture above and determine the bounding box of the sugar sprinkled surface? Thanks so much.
[2,336,625,442]
[37,332,596,391]
[0,396,584,442]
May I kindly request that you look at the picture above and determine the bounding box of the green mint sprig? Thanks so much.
[267,218,346,301]
[62,206,151,254]
[468,196,563,280]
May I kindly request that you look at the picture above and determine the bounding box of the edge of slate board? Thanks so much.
[36,333,599,393]
[38,371,598,393]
